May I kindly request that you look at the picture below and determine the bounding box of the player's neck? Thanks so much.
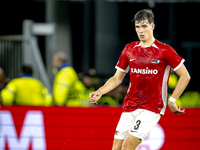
[140,36,155,48]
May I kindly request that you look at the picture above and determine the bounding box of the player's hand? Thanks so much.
[89,90,102,105]
[168,100,185,115]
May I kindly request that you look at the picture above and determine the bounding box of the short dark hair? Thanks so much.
[22,65,33,75]
[133,9,154,24]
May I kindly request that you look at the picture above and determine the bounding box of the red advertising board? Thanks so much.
[0,106,200,150]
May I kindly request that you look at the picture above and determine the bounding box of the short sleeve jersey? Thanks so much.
[116,40,184,115]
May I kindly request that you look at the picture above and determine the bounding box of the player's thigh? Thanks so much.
[130,109,161,140]
[122,134,141,150]
[112,138,124,150]
[113,112,133,150]
[114,112,133,139]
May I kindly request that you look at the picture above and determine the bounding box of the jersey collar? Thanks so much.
[57,63,70,71]
[134,40,159,49]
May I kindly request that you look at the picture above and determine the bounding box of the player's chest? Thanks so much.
[127,47,165,69]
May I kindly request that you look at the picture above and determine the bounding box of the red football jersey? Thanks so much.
[116,40,184,115]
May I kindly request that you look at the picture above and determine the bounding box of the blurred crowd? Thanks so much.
[0,51,199,107]
[0,51,128,107]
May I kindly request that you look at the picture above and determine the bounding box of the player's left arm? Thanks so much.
[168,64,191,114]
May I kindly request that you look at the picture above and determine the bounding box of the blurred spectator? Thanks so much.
[0,67,10,91]
[0,65,52,106]
[97,92,119,106]
[176,91,200,107]
[52,51,89,106]
[82,75,95,90]
[79,73,98,106]
[97,79,128,106]
[168,72,200,107]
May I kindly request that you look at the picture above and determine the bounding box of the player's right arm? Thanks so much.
[90,69,126,104]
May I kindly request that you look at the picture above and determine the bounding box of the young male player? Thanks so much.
[90,9,190,150]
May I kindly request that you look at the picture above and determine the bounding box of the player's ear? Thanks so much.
[152,23,155,30]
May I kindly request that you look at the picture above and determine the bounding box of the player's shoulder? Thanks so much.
[125,41,140,50]
[154,40,173,50]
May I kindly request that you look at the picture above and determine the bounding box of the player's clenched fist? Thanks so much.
[168,100,185,115]
[89,90,102,105]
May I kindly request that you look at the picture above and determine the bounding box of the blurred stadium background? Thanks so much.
[0,0,200,150]
[0,0,200,92]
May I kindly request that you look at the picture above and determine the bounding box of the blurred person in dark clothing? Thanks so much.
[1,65,52,106]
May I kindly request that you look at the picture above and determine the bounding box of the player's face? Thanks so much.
[135,19,155,42]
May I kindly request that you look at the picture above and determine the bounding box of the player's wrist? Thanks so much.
[169,96,176,103]
[96,89,102,95]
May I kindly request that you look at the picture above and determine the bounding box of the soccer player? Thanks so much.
[90,9,190,150]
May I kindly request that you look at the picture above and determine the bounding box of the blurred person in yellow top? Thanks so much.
[0,65,52,106]
[52,51,90,106]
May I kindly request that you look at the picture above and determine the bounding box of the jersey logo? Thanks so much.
[151,59,160,64]
[130,58,136,61]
